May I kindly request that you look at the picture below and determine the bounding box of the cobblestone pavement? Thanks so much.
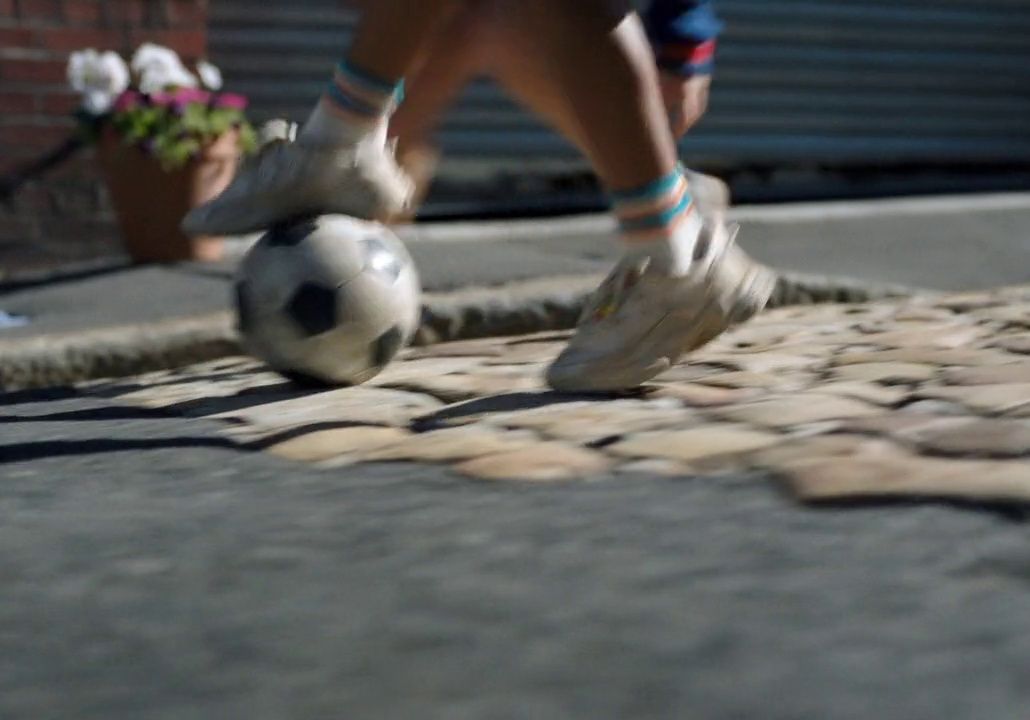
[81,285,1030,506]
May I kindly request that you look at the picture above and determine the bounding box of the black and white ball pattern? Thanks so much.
[235,215,421,386]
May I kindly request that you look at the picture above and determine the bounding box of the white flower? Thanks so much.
[196,60,223,91]
[139,63,198,94]
[131,42,198,93]
[131,42,182,75]
[67,49,130,115]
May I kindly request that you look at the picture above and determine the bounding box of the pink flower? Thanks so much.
[147,88,211,109]
[148,92,174,107]
[212,93,248,111]
[113,90,143,113]
[171,88,213,106]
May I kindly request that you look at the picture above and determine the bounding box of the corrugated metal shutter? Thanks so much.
[210,1,1030,183]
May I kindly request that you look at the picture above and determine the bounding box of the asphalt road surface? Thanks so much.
[2,389,1029,719]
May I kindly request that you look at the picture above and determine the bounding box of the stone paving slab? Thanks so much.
[78,286,1030,505]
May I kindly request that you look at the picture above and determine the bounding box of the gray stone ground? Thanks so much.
[2,285,1029,719]
[3,391,1030,720]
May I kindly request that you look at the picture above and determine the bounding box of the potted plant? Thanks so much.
[67,43,257,263]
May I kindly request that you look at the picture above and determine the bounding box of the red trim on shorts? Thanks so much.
[657,39,717,65]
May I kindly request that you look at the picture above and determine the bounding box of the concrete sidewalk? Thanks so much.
[1,192,1028,389]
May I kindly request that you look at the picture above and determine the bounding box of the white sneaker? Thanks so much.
[181,130,414,236]
[546,220,776,393]
[682,168,730,226]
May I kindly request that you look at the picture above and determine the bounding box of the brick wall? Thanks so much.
[0,0,209,273]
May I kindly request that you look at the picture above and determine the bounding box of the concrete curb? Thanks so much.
[214,190,1030,262]
[415,271,917,344]
[0,272,919,392]
[391,191,1030,244]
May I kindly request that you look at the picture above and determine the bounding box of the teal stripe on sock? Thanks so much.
[335,61,406,104]
[337,61,405,106]
[325,80,380,117]
[337,60,399,93]
[609,168,683,204]
[619,191,694,233]
[331,60,406,111]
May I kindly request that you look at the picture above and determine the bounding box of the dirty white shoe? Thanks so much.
[682,168,730,226]
[182,127,414,236]
[546,220,776,393]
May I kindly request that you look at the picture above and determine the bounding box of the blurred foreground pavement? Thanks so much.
[2,282,1029,719]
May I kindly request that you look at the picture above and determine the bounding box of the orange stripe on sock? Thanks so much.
[333,69,393,109]
[614,176,689,221]
[620,202,697,244]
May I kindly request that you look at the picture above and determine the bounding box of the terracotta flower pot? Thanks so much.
[97,127,240,263]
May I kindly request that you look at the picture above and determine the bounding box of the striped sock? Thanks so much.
[301,60,405,145]
[611,167,702,275]
[325,60,404,122]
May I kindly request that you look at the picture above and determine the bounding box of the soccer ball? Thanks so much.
[234,215,421,386]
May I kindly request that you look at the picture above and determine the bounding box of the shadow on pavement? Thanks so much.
[0,262,131,296]
[0,406,172,424]
[247,420,387,451]
[806,494,1030,523]
[0,436,245,464]
[412,390,621,431]
[153,382,317,418]
[0,387,82,406]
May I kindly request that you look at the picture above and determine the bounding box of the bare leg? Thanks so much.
[479,1,677,192]
[469,0,772,391]
[185,0,470,233]
[347,0,466,84]
[187,0,772,391]
[388,11,487,149]
[385,1,730,218]
[301,0,467,145]
[379,0,677,192]
[386,7,491,216]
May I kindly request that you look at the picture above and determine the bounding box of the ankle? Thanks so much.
[623,212,703,275]
[300,105,387,147]
[299,59,403,147]
[611,167,701,276]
